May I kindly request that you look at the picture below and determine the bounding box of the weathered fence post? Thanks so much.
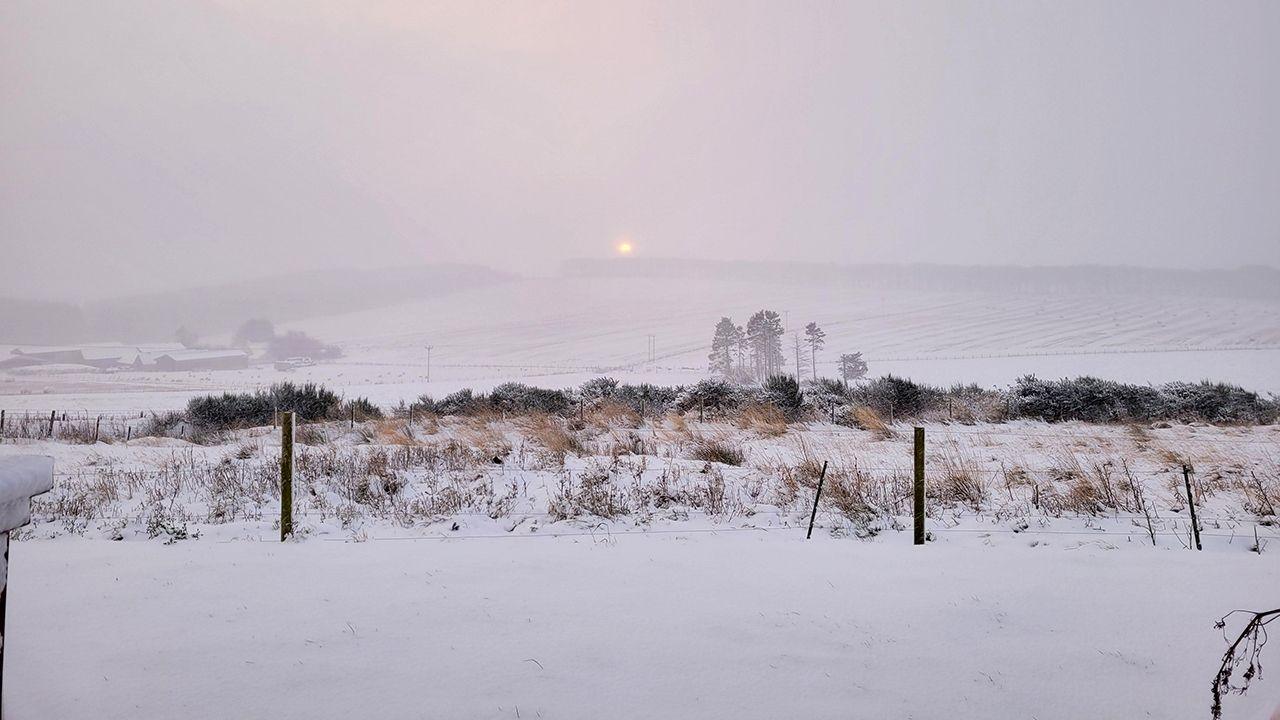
[46,411,55,438]
[806,461,829,540]
[1184,464,1201,551]
[1,410,5,436]
[280,412,294,541]
[93,416,101,444]
[913,426,925,545]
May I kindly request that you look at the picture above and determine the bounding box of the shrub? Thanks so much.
[490,382,571,415]
[187,382,342,430]
[428,389,490,416]
[1160,381,1277,424]
[762,375,804,418]
[688,437,746,466]
[187,392,272,430]
[1008,376,1276,424]
[270,382,342,420]
[612,383,680,416]
[579,377,620,401]
[849,375,944,418]
[341,397,384,422]
[802,377,850,417]
[676,379,744,418]
[1011,375,1159,423]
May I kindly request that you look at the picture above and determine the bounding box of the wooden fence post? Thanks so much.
[281,412,294,541]
[47,411,55,438]
[93,416,101,444]
[1184,464,1201,551]
[913,426,925,545]
[806,461,829,540]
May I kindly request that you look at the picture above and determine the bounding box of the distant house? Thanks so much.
[146,349,249,372]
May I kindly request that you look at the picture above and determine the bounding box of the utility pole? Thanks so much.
[426,345,433,382]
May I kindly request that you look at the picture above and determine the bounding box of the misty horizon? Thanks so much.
[4,1,1279,300]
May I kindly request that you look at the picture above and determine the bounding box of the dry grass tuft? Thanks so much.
[688,435,746,466]
[521,413,584,460]
[936,445,986,509]
[587,400,641,430]
[736,403,788,437]
[847,405,894,440]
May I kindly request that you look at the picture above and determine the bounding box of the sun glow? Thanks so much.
[615,239,634,256]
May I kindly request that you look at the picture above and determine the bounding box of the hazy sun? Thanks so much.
[615,239,634,256]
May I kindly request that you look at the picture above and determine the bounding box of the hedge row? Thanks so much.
[187,375,1277,431]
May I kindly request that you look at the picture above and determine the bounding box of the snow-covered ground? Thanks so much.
[3,278,1279,413]
[4,279,1280,718]
[4,413,1279,718]
[9,531,1279,720]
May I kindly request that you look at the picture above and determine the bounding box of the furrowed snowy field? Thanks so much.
[4,412,1280,719]
[3,277,1280,412]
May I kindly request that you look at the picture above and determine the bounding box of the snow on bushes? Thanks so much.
[178,374,1276,435]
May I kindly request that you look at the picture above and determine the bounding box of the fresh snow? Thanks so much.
[8,533,1279,720]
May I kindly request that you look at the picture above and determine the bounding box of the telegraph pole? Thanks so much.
[426,345,433,382]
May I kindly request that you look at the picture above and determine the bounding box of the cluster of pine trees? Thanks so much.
[708,310,868,384]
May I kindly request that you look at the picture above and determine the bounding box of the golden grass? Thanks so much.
[848,405,894,440]
[736,403,787,437]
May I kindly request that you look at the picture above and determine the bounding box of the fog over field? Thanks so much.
[2,3,1279,720]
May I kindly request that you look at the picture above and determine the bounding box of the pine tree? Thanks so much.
[804,322,825,378]
[733,323,746,377]
[745,310,785,380]
[708,317,739,378]
[839,352,868,382]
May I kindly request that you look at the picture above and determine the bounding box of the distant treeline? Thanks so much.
[0,264,509,344]
[183,375,1278,433]
[563,258,1280,301]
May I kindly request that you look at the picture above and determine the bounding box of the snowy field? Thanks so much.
[3,278,1279,414]
[10,533,1279,720]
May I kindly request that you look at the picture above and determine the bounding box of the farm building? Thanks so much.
[139,349,249,372]
[6,346,85,364]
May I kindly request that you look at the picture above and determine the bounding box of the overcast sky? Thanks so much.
[2,0,1278,299]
